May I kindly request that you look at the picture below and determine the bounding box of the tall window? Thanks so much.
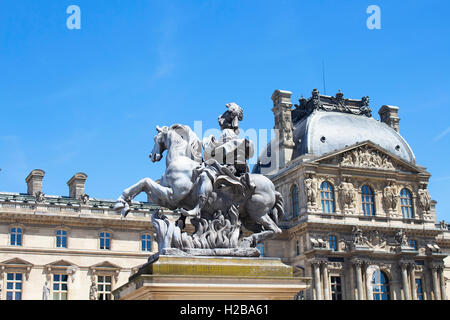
[328,235,338,251]
[416,278,424,300]
[409,239,417,250]
[320,182,335,213]
[371,270,390,300]
[296,240,301,256]
[291,185,299,218]
[53,274,68,300]
[56,229,67,248]
[10,227,23,246]
[141,233,152,252]
[97,275,112,300]
[6,273,23,300]
[99,232,111,250]
[361,185,375,216]
[330,276,342,300]
[400,188,414,219]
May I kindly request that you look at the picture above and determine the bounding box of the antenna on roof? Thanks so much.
[322,59,327,95]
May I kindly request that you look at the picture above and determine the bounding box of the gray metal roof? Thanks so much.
[292,110,416,163]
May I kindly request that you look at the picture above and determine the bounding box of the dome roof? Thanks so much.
[292,110,415,163]
[252,89,416,174]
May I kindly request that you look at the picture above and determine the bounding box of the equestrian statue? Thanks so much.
[113,103,284,256]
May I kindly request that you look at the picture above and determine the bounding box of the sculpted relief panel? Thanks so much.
[340,146,395,170]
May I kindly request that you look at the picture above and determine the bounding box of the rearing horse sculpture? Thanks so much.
[114,123,284,248]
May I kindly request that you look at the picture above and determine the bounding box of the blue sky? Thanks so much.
[0,0,449,221]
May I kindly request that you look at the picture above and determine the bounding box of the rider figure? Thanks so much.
[179,103,255,220]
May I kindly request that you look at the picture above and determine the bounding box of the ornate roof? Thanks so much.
[253,89,416,174]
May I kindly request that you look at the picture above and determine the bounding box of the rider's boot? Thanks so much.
[179,195,207,219]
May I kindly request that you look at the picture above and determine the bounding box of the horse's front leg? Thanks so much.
[114,177,174,217]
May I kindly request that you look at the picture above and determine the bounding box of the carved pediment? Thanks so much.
[314,142,422,174]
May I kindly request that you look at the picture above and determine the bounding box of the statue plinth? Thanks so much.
[112,255,311,300]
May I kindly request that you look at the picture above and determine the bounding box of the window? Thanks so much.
[416,278,424,300]
[409,239,417,250]
[6,273,23,300]
[56,229,67,248]
[320,182,335,213]
[330,276,342,300]
[361,185,375,216]
[141,233,152,252]
[10,227,22,246]
[296,240,301,256]
[328,235,338,251]
[53,274,68,300]
[97,275,112,300]
[371,270,390,300]
[291,185,299,218]
[256,243,264,257]
[99,232,111,250]
[400,188,414,219]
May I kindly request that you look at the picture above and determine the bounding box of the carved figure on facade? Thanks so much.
[113,103,284,256]
[418,187,431,212]
[303,175,318,208]
[340,146,395,170]
[383,182,399,215]
[351,227,368,247]
[79,193,90,205]
[42,281,50,300]
[35,191,45,203]
[89,280,98,300]
[394,229,409,247]
[337,179,357,211]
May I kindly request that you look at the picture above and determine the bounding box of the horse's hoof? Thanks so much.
[113,201,125,211]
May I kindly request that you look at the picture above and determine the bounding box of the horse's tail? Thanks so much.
[269,191,284,225]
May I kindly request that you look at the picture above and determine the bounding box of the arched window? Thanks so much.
[320,182,335,213]
[361,185,375,216]
[400,188,414,219]
[371,270,390,300]
[291,185,299,218]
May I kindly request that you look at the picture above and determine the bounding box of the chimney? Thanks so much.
[25,169,45,195]
[379,105,400,132]
[67,172,88,199]
[271,90,294,168]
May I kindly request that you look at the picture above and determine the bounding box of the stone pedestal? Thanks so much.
[113,255,311,300]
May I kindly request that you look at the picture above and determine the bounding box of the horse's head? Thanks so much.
[150,125,168,162]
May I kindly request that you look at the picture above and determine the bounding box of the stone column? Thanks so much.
[353,260,364,300]
[438,266,447,300]
[311,261,322,300]
[409,264,417,300]
[365,265,373,301]
[400,262,411,300]
[431,265,441,300]
[322,262,330,300]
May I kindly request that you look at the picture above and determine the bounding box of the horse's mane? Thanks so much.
[169,124,203,163]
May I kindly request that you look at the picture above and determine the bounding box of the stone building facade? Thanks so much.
[254,89,450,300]
[0,170,176,300]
